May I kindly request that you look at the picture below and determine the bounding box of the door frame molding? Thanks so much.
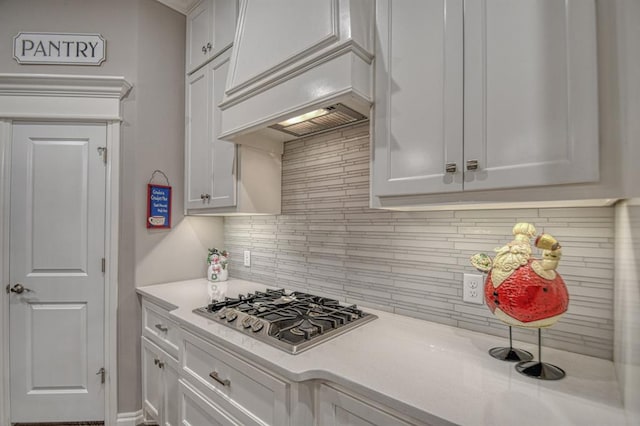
[0,74,132,426]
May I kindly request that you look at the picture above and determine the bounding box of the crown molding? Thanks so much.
[0,74,132,99]
[155,0,200,15]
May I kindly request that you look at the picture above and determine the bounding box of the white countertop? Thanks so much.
[137,278,626,426]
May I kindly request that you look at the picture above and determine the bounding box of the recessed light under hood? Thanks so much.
[268,104,367,138]
[217,1,374,153]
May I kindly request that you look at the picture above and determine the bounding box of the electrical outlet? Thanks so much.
[463,273,484,304]
[243,250,251,267]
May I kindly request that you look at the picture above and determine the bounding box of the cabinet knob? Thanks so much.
[445,163,457,173]
[202,45,207,54]
[206,42,212,51]
[466,160,479,171]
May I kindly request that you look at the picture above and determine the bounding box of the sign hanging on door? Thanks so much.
[13,32,106,65]
[147,184,172,229]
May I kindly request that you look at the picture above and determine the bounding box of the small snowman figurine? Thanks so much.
[207,248,229,282]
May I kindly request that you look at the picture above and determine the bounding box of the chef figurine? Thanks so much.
[470,223,569,329]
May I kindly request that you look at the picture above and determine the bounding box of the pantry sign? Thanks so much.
[13,32,106,65]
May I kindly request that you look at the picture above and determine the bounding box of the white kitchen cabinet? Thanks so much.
[185,49,282,215]
[186,0,238,74]
[317,383,427,426]
[185,52,236,211]
[179,329,291,426]
[373,0,463,197]
[142,337,179,426]
[142,299,180,359]
[373,0,600,204]
[179,379,242,426]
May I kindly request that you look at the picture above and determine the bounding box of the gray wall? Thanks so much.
[225,123,617,359]
[0,0,224,414]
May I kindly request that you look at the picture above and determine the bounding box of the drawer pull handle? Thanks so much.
[153,358,160,366]
[466,159,479,171]
[209,371,230,387]
[445,163,457,173]
[155,324,168,332]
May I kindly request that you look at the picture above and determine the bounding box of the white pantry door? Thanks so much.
[9,122,106,422]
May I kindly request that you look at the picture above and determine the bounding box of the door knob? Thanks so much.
[6,283,32,294]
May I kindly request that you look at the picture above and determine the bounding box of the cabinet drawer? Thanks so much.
[179,379,241,426]
[181,330,290,426]
[142,300,180,358]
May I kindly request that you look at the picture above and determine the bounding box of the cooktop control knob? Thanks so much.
[225,310,238,322]
[241,316,254,329]
[251,320,264,332]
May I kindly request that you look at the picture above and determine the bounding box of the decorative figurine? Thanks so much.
[207,248,229,282]
[470,223,569,380]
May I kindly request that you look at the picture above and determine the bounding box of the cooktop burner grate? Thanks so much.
[193,289,377,354]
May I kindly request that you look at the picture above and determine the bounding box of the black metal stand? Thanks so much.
[488,326,534,362]
[515,329,565,380]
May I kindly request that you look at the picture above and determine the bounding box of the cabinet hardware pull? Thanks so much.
[202,45,207,54]
[466,160,479,171]
[154,358,160,366]
[209,371,230,387]
[157,361,165,369]
[155,324,168,332]
[206,42,212,51]
[445,163,457,173]
[204,194,210,200]
[200,194,206,200]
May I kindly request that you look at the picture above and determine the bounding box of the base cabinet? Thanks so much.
[142,337,179,426]
[179,379,241,426]
[139,296,426,426]
[180,329,290,426]
[317,383,427,426]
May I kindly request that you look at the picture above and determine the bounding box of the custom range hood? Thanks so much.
[218,0,373,151]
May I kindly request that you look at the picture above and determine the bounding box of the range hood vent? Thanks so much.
[268,104,366,138]
[218,0,373,153]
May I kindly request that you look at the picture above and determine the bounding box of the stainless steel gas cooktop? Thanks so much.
[193,289,377,354]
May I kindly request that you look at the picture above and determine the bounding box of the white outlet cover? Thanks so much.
[463,273,485,305]
[243,250,251,267]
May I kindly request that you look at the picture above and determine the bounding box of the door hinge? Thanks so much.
[101,258,106,273]
[97,367,106,384]
[97,146,107,164]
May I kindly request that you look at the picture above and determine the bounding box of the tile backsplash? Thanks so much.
[225,123,615,359]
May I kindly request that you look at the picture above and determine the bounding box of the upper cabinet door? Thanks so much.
[372,0,464,197]
[463,0,599,191]
[187,0,214,73]
[185,67,213,210]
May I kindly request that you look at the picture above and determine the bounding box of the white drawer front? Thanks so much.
[179,379,241,426]
[142,300,180,358]
[181,330,290,426]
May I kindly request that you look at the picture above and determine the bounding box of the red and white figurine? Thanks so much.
[471,223,569,328]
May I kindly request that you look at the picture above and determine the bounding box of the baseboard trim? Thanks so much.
[116,409,144,426]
